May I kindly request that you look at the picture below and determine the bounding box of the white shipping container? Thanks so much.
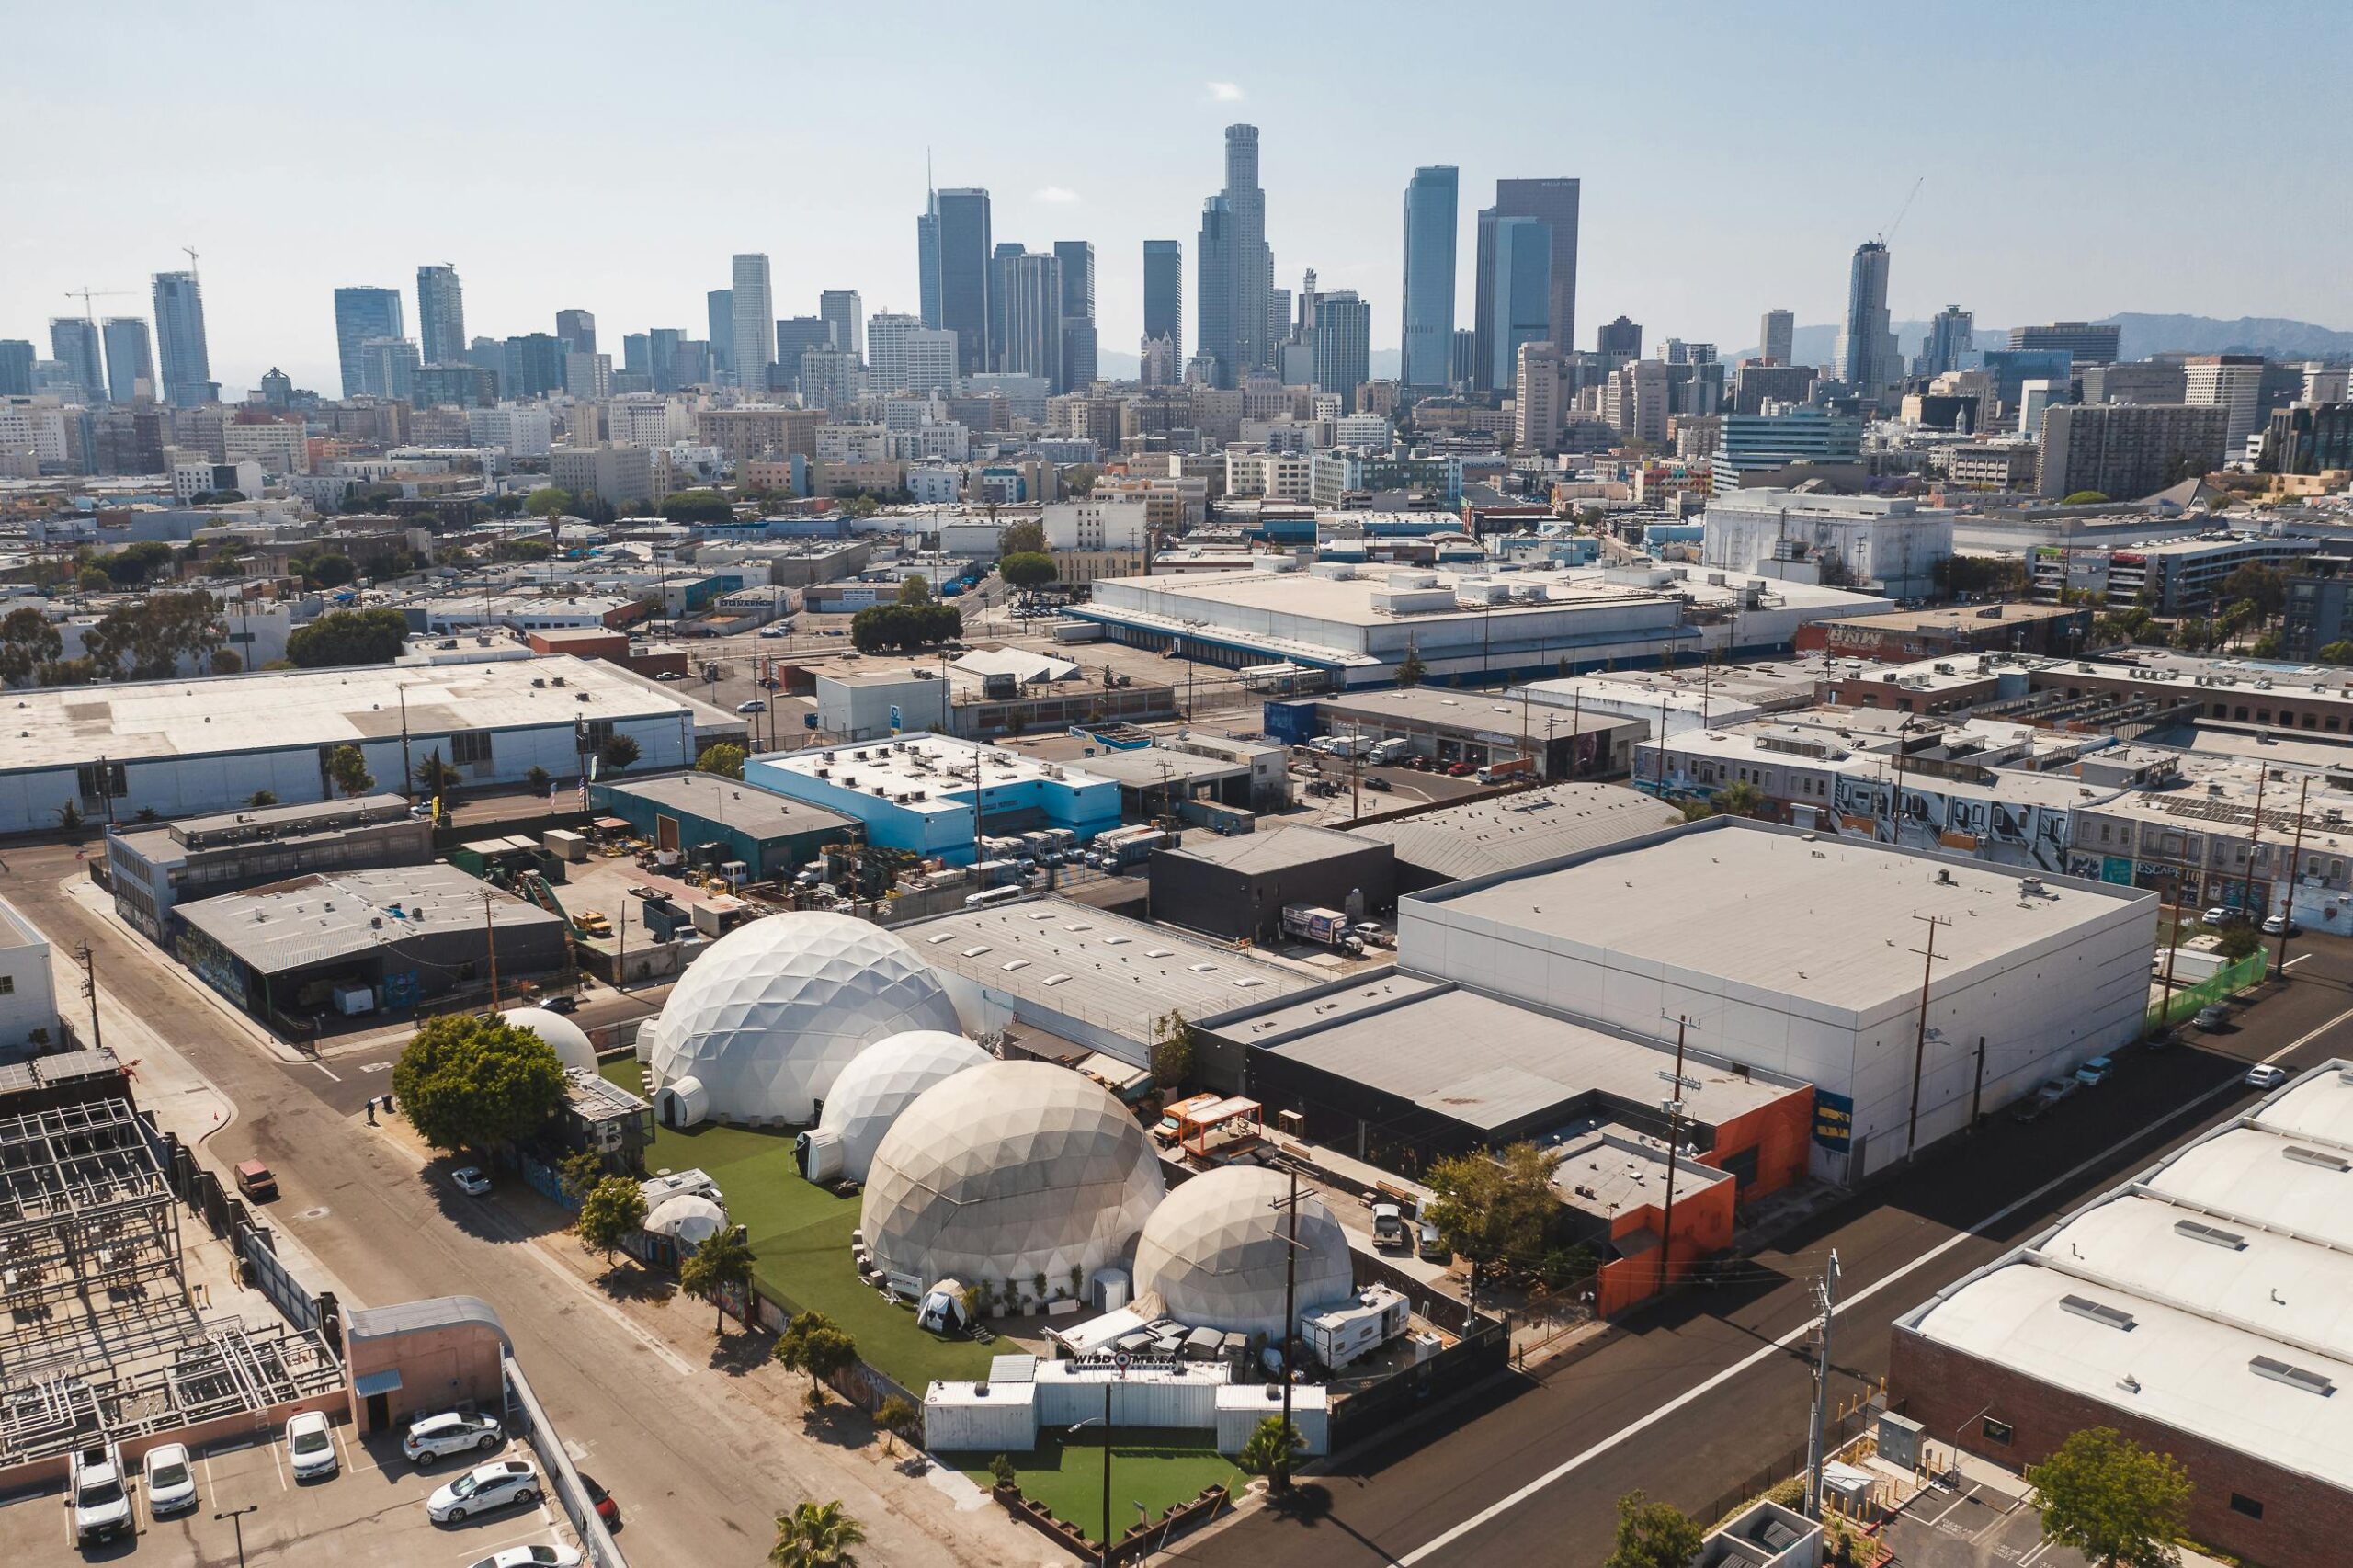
[923,1381,1038,1452]
[1033,1367,1222,1431]
[1215,1384,1329,1456]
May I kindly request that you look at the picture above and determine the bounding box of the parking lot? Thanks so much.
[1,1415,583,1566]
[1881,1471,2091,1567]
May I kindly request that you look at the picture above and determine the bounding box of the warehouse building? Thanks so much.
[1891,1062,2353,1564]
[1264,687,1648,779]
[105,794,433,944]
[592,773,860,882]
[1348,783,1682,893]
[1398,818,2156,1182]
[0,655,745,836]
[1148,825,1396,942]
[742,734,1119,865]
[176,865,569,1028]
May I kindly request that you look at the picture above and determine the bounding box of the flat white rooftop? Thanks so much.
[758,734,1112,819]
[1414,819,2153,1016]
[0,654,740,774]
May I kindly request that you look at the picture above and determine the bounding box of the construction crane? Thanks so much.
[180,244,200,282]
[63,286,131,324]
[1877,176,1926,246]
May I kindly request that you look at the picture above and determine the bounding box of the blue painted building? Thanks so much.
[742,734,1120,864]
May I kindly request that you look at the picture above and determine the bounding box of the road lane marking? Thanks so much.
[310,1062,342,1082]
[1393,1004,2353,1565]
[2286,953,2313,970]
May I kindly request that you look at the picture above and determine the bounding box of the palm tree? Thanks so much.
[1714,779,1768,819]
[769,1499,866,1568]
[1239,1415,1303,1494]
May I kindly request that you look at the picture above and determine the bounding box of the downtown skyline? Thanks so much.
[6,1,2347,398]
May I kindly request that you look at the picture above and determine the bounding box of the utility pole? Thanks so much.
[74,941,103,1052]
[398,685,415,802]
[2243,761,2268,922]
[2276,773,2309,977]
[1803,1250,1843,1519]
[1656,1015,1699,1294]
[1969,1035,1987,1131]
[1904,914,1949,1162]
[1270,1165,1302,1497]
[482,891,500,1009]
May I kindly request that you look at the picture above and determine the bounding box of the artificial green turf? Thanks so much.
[600,1056,993,1389]
[953,1430,1243,1544]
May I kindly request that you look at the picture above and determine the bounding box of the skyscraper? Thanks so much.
[555,309,597,357]
[867,313,958,395]
[1142,240,1183,349]
[101,317,153,403]
[1196,124,1273,387]
[820,290,864,363]
[706,289,733,375]
[1313,290,1371,406]
[416,265,465,365]
[1486,219,1553,390]
[649,328,686,392]
[361,337,421,401]
[993,249,1063,384]
[1758,308,1795,366]
[1473,179,1578,369]
[775,317,835,392]
[0,340,34,397]
[49,318,104,401]
[1596,315,1643,359]
[1052,241,1096,392]
[151,270,213,406]
[916,209,942,330]
[332,287,405,400]
[1400,166,1458,390]
[930,188,994,378]
[730,255,774,393]
[1836,241,1899,399]
[1917,305,1974,378]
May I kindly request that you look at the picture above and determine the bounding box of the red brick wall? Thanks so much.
[1890,1326,2350,1568]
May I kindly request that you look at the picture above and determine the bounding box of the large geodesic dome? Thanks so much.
[861,1062,1166,1295]
[500,1007,597,1074]
[646,913,962,1126]
[1131,1166,1356,1337]
[802,1030,989,1184]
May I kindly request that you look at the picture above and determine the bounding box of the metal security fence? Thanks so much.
[2147,948,2268,1031]
[505,1353,630,1568]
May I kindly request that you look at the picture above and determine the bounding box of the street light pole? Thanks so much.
[214,1505,258,1568]
[1803,1251,1842,1519]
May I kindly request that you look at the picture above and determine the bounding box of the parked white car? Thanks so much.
[285,1411,339,1480]
[451,1166,493,1197]
[143,1440,198,1517]
[467,1547,583,1568]
[402,1410,504,1465]
[2245,1064,2290,1090]
[428,1459,541,1523]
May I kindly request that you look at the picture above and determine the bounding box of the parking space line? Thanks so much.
[1923,1483,1978,1527]
[2286,953,2313,970]
[267,1436,288,1491]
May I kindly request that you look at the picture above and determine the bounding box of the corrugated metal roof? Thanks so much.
[1351,783,1681,881]
[176,865,563,975]
[1157,824,1380,874]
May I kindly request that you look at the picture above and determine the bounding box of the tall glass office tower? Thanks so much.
[1400,166,1458,390]
[333,287,404,399]
[152,271,213,406]
[416,265,465,365]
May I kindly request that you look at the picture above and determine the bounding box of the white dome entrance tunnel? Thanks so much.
[646,912,963,1126]
[797,1030,988,1185]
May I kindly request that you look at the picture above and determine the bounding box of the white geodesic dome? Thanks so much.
[646,913,961,1125]
[1131,1166,1356,1338]
[645,1194,728,1246]
[501,1007,597,1074]
[812,1030,989,1183]
[861,1062,1166,1296]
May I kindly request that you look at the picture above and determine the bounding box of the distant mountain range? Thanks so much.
[1742,314,2353,369]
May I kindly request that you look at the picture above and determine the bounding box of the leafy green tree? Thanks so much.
[698,742,746,779]
[526,486,577,518]
[773,1309,858,1401]
[768,1499,866,1568]
[999,551,1057,588]
[1239,1415,1304,1494]
[2220,562,2286,621]
[599,734,641,773]
[209,647,243,675]
[1714,779,1768,819]
[2321,641,2353,666]
[246,790,278,808]
[1424,1142,1558,1281]
[391,1013,567,1154]
[2027,1426,2191,1568]
[325,744,375,797]
[1603,1490,1706,1568]
[996,519,1047,555]
[412,749,460,793]
[557,1148,607,1201]
[1149,1009,1195,1090]
[849,602,962,653]
[75,567,111,593]
[103,540,178,585]
[574,1175,650,1264]
[678,1226,756,1335]
[2060,490,2110,506]
[895,574,933,606]
[658,488,736,524]
[872,1395,918,1455]
[82,591,227,679]
[491,538,553,562]
[0,606,63,687]
[56,799,85,832]
[300,553,357,589]
[1396,644,1427,687]
[526,765,551,790]
[286,607,410,667]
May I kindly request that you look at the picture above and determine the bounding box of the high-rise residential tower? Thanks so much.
[1836,241,1899,400]
[1142,239,1183,350]
[820,290,864,363]
[416,265,465,365]
[1400,166,1458,390]
[101,317,153,403]
[928,187,994,378]
[554,309,596,357]
[1758,308,1795,366]
[730,256,774,393]
[152,270,213,405]
[706,289,733,375]
[0,340,35,397]
[48,317,104,401]
[332,287,405,400]
[867,312,958,395]
[1196,124,1273,388]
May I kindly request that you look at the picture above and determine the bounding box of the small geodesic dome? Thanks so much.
[645,1194,728,1246]
[804,1030,989,1184]
[646,912,961,1126]
[861,1062,1166,1296]
[1131,1166,1356,1338]
[500,1007,597,1073]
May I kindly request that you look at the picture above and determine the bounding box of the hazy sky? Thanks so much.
[9,0,2347,397]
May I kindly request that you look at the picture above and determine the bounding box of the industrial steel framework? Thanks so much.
[0,1099,183,1310]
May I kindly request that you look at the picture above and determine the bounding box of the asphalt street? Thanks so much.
[1173,937,2353,1568]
